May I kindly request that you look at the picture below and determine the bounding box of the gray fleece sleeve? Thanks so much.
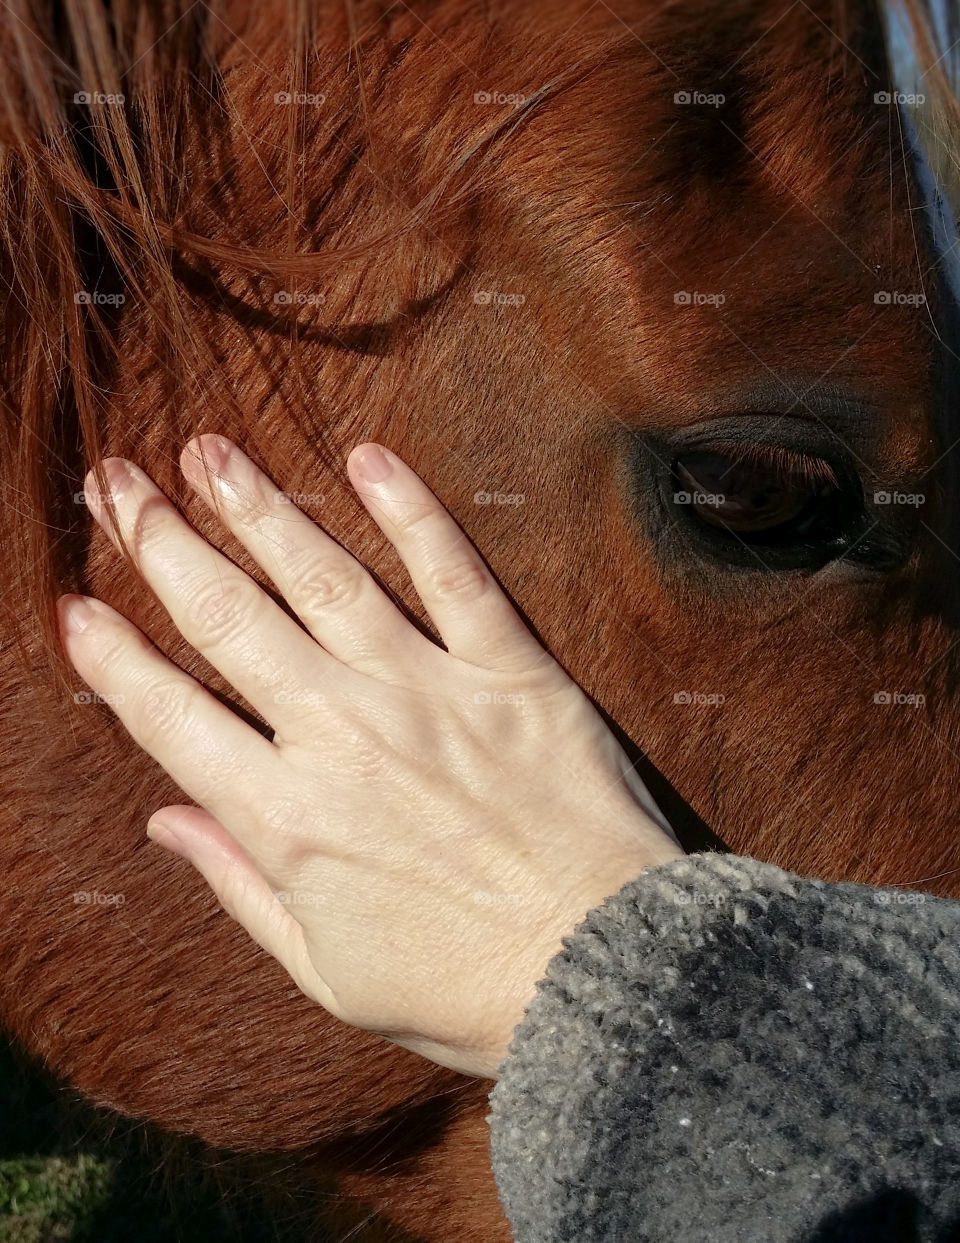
[487,851,960,1243]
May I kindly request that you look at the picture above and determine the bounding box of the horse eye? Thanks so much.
[672,447,849,544]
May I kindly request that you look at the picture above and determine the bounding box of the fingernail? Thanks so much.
[147,820,188,858]
[353,444,393,484]
[184,435,229,475]
[82,459,134,517]
[58,594,96,634]
[101,458,134,493]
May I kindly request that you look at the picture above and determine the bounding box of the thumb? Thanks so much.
[146,805,326,1002]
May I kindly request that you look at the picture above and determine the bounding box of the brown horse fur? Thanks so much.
[1,0,959,1238]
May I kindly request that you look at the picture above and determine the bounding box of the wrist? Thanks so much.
[484,824,684,1078]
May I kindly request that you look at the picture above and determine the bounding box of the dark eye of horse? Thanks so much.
[671,445,849,546]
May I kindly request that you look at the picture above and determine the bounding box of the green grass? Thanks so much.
[0,1154,112,1243]
[0,1035,336,1243]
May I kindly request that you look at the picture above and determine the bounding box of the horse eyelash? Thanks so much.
[697,442,841,489]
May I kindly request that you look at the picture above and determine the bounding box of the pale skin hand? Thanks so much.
[58,437,683,1079]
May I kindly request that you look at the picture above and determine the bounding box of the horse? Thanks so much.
[1,0,958,1238]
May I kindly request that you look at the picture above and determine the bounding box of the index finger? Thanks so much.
[347,444,546,672]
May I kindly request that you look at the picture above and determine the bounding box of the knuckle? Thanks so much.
[426,557,489,604]
[85,624,139,675]
[258,796,314,869]
[288,551,363,613]
[180,574,261,646]
[295,725,386,784]
[137,677,200,750]
[260,795,309,836]
[390,500,436,537]
[343,731,388,784]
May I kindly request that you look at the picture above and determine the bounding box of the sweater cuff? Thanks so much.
[486,851,960,1243]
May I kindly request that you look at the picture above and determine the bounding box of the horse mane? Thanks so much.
[0,0,956,696]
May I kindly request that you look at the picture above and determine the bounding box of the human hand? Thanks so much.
[58,438,683,1078]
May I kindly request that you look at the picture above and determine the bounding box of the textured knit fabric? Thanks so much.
[487,851,960,1242]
